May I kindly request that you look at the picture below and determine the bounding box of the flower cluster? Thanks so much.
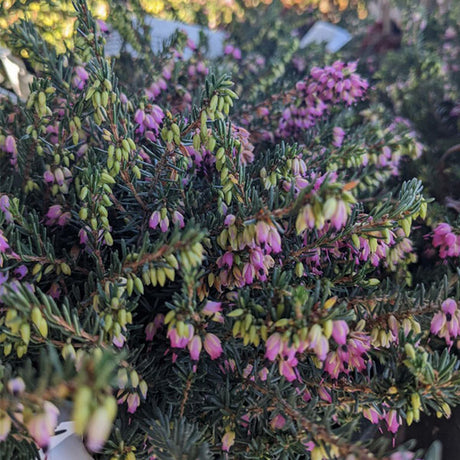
[432,223,460,258]
[431,298,460,345]
[277,61,369,138]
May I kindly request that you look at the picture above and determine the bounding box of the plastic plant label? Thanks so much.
[39,421,93,460]
[105,16,225,59]
[299,21,351,52]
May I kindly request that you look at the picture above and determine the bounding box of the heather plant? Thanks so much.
[0,2,459,460]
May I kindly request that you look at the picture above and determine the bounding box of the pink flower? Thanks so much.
[167,325,193,349]
[127,393,140,414]
[4,135,16,154]
[332,127,345,147]
[221,431,235,452]
[279,360,297,381]
[73,66,89,90]
[172,211,185,228]
[202,301,224,323]
[431,298,460,344]
[318,386,332,403]
[331,320,349,345]
[0,231,10,253]
[27,402,59,448]
[363,406,381,425]
[270,414,286,429]
[265,333,282,361]
[187,335,202,361]
[160,215,169,233]
[258,367,268,381]
[96,19,109,33]
[7,377,25,395]
[204,333,222,359]
[224,214,236,226]
[145,313,164,341]
[46,205,70,226]
[385,409,401,434]
[0,413,11,441]
[149,210,160,229]
[330,200,349,230]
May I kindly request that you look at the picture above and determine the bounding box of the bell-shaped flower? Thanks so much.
[204,333,222,359]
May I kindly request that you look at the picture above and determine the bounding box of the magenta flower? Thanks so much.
[279,360,297,382]
[363,406,381,425]
[96,19,109,33]
[167,326,192,349]
[331,320,349,345]
[318,386,332,403]
[431,298,460,344]
[265,333,282,361]
[432,223,460,258]
[204,333,222,359]
[224,44,234,55]
[385,409,401,434]
[258,367,268,381]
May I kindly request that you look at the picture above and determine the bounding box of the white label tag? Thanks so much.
[299,21,351,52]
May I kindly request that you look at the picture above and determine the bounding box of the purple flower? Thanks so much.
[0,231,10,253]
[332,127,345,147]
[96,19,109,33]
[73,66,89,90]
[7,377,25,395]
[14,265,27,280]
[149,210,160,229]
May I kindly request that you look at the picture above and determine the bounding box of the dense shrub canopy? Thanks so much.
[0,1,459,459]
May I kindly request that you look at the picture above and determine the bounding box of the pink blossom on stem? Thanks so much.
[127,393,140,414]
[270,414,286,429]
[187,335,202,361]
[221,431,235,452]
[265,333,282,361]
[145,313,164,341]
[331,320,349,345]
[204,333,222,359]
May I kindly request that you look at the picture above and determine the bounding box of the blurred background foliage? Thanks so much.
[0,0,367,53]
